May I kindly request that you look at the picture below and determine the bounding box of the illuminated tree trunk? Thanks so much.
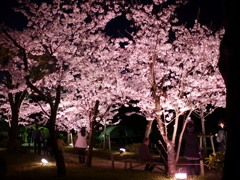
[200,111,208,157]
[219,1,240,179]
[150,54,177,175]
[7,109,19,152]
[166,143,177,175]
[145,120,153,138]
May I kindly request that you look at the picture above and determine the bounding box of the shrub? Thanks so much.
[125,143,141,152]
[125,143,141,160]
[205,151,225,178]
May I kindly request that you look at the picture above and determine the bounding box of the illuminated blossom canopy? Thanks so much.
[0,1,225,174]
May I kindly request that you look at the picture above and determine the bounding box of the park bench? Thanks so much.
[121,159,205,176]
[122,159,166,172]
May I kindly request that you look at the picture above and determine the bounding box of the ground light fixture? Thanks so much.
[119,148,126,154]
[41,158,48,165]
[174,173,187,179]
[174,168,187,179]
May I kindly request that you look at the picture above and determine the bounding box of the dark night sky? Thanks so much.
[0,0,224,30]
[0,0,26,30]
[176,0,223,30]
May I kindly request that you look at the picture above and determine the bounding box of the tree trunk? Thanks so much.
[176,119,188,162]
[145,120,153,138]
[219,1,240,179]
[166,142,177,175]
[7,91,26,153]
[86,118,96,167]
[200,116,208,157]
[86,100,99,168]
[67,131,70,145]
[49,111,66,176]
[7,112,19,152]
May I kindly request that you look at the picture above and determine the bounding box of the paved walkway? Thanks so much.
[22,144,219,179]
[62,151,219,180]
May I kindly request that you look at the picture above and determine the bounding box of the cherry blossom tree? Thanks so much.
[1,0,126,175]
[0,43,33,152]
[112,1,226,174]
[52,60,129,167]
[0,0,228,176]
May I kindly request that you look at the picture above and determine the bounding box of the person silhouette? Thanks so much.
[215,118,227,151]
[138,138,156,171]
[32,125,41,154]
[184,122,200,176]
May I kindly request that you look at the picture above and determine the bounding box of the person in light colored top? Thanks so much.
[57,135,65,151]
[75,127,87,163]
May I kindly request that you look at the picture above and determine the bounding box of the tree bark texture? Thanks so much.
[86,118,96,167]
[219,0,240,179]
[49,107,66,176]
[86,100,99,168]
[7,112,19,152]
[7,91,26,152]
[145,120,153,138]
[166,143,177,175]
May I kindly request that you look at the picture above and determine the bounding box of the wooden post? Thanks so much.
[111,154,114,169]
[199,136,203,148]
[200,159,204,176]
[129,162,132,169]
[124,161,127,170]
[198,134,215,154]
[103,119,106,150]
[210,135,215,153]
[108,134,111,150]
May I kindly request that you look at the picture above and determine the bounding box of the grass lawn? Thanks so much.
[0,146,214,180]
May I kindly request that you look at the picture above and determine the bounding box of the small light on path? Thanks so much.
[175,173,187,179]
[119,148,126,154]
[41,158,48,165]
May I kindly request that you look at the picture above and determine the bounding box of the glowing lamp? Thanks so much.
[175,173,187,179]
[41,158,48,164]
[119,148,126,154]
[69,143,73,146]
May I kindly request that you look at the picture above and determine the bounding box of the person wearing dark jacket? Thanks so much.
[215,118,227,151]
[32,125,41,155]
[184,122,200,176]
[138,138,155,171]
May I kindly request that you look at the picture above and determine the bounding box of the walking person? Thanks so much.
[32,125,41,155]
[75,127,88,164]
[138,138,156,171]
[184,122,200,176]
